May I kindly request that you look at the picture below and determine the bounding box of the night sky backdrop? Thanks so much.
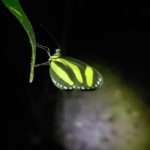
[2,1,150,150]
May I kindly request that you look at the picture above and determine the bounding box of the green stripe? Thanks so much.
[85,66,93,87]
[56,58,83,83]
[51,62,74,85]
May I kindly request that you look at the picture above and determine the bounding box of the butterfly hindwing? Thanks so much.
[63,57,103,89]
[49,56,103,90]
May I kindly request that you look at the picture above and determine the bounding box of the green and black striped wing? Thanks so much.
[49,56,103,90]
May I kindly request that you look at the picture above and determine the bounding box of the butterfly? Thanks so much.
[35,44,103,90]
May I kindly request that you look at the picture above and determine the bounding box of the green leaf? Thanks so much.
[2,0,36,83]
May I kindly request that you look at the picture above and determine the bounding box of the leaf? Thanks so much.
[2,0,36,83]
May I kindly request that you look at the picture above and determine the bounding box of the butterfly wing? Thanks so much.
[49,56,103,90]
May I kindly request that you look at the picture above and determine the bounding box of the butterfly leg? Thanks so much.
[34,61,49,68]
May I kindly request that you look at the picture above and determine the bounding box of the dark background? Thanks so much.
[1,1,150,150]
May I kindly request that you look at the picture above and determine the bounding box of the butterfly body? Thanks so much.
[49,49,103,90]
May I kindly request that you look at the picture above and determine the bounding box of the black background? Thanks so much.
[1,1,150,150]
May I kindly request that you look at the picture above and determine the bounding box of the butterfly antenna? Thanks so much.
[37,43,51,57]
[39,24,61,49]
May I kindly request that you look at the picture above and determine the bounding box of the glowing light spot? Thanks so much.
[97,81,100,85]
[69,87,73,90]
[81,86,85,90]
[63,86,67,89]
[95,84,98,87]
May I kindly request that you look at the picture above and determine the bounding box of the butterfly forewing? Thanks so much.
[49,56,103,90]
